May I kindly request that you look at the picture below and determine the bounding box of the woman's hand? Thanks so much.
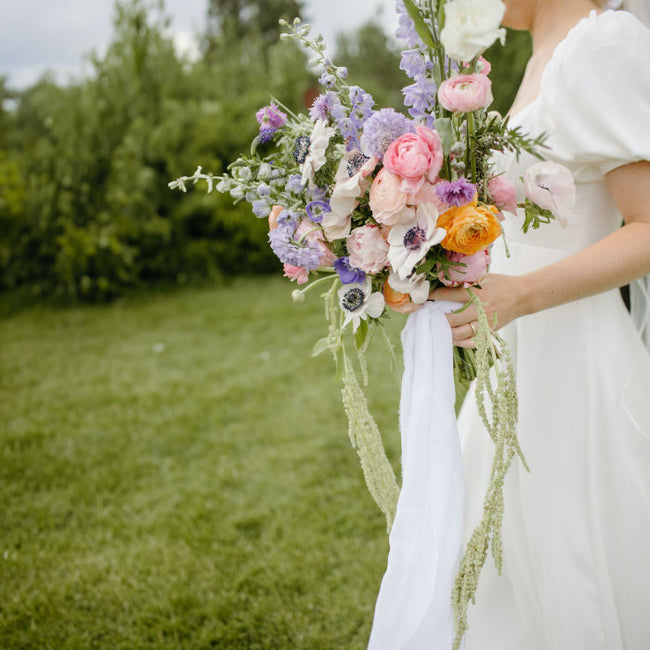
[428,273,529,348]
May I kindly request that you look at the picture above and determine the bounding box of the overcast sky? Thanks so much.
[0,0,398,90]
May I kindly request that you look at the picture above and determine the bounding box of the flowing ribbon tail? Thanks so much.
[368,301,466,650]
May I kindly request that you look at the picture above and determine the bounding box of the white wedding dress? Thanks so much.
[460,10,650,650]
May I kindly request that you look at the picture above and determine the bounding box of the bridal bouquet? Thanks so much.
[171,0,574,646]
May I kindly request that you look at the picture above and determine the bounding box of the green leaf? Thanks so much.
[436,116,453,155]
[402,0,437,49]
[312,336,333,357]
[354,318,369,351]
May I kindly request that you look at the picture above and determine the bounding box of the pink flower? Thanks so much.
[283,264,309,284]
[438,73,493,113]
[523,161,576,227]
[488,175,518,214]
[438,249,491,288]
[383,126,444,195]
[369,168,409,226]
[477,56,491,75]
[295,219,337,268]
[408,180,448,212]
[346,224,389,274]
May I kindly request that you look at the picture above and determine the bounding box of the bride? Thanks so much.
[428,0,650,647]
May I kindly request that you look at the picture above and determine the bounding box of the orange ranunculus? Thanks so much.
[383,281,420,314]
[437,199,501,255]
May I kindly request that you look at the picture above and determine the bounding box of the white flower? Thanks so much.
[388,202,446,280]
[387,271,430,305]
[441,0,506,62]
[322,150,378,241]
[523,161,576,227]
[300,119,337,188]
[338,277,385,331]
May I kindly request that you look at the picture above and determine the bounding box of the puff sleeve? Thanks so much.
[535,11,650,182]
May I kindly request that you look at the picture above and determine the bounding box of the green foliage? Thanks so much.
[335,20,409,110]
[0,277,404,648]
[485,28,532,115]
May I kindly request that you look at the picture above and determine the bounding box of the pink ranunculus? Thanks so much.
[295,219,337,268]
[488,175,518,214]
[438,249,491,288]
[383,126,444,195]
[437,73,494,113]
[346,224,389,274]
[477,56,491,76]
[283,264,309,284]
[523,161,576,227]
[369,168,409,226]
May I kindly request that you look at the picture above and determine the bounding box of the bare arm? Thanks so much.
[429,161,650,347]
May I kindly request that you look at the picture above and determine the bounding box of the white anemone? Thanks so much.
[387,202,446,280]
[338,277,385,331]
[300,119,337,188]
[387,271,430,305]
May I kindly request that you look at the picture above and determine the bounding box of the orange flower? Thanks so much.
[437,199,501,255]
[383,281,420,314]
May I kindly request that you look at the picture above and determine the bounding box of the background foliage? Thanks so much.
[0,0,530,302]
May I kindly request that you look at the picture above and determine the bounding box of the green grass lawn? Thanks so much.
[0,277,407,649]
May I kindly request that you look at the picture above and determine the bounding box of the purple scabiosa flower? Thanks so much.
[309,91,341,122]
[285,174,305,194]
[276,209,300,230]
[305,200,331,224]
[334,257,366,285]
[268,225,322,271]
[360,108,415,160]
[436,178,477,207]
[256,103,287,140]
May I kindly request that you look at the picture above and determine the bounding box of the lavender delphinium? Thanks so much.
[403,77,438,126]
[394,0,424,48]
[309,91,342,122]
[436,178,477,207]
[360,108,415,160]
[334,257,366,284]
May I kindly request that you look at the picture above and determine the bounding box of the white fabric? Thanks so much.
[460,11,650,650]
[368,300,465,650]
[623,0,650,26]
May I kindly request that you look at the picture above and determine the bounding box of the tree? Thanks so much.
[204,0,303,55]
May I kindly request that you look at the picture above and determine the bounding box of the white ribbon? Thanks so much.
[368,301,466,650]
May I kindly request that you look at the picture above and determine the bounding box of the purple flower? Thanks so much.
[319,72,336,88]
[252,200,271,218]
[400,49,430,80]
[436,178,477,207]
[305,200,331,224]
[308,186,328,202]
[276,209,300,229]
[395,1,424,48]
[309,91,341,122]
[285,174,305,194]
[268,225,322,271]
[360,108,415,160]
[403,78,438,116]
[256,103,287,140]
[334,257,366,284]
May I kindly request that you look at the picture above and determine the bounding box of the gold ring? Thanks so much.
[469,322,477,337]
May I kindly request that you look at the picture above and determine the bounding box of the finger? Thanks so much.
[450,322,478,344]
[446,305,478,328]
[454,337,477,349]
[429,286,472,303]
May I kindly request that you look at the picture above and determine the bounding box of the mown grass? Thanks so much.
[0,277,407,649]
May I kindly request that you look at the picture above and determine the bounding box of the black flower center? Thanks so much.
[346,152,370,178]
[293,136,311,164]
[341,287,365,312]
[403,226,426,251]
